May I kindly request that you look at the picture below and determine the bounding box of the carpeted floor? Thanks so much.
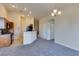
[0,38,79,56]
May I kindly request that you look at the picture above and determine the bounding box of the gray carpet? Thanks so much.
[0,38,79,56]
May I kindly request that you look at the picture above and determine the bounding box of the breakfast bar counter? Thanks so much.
[23,31,37,45]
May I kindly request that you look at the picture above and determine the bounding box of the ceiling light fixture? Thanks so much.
[24,8,28,11]
[58,11,62,15]
[51,4,62,17]
[12,5,16,8]
[51,9,62,17]
[51,13,55,16]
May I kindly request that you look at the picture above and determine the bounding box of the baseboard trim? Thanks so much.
[55,41,79,52]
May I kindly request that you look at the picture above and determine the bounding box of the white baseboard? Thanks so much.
[55,41,79,52]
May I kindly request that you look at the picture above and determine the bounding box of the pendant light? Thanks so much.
[51,3,62,16]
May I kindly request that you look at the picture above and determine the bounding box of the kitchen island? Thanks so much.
[23,31,37,45]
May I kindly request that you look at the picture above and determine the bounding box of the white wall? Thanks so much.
[55,6,79,51]
[39,6,79,51]
[39,16,54,40]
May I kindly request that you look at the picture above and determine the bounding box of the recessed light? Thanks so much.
[12,5,16,8]
[24,8,28,11]
[24,8,26,10]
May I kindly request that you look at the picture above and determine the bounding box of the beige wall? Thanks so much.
[0,4,7,18]
[25,16,34,30]
[34,19,39,31]
[0,4,35,46]
[7,12,21,39]
[7,12,34,39]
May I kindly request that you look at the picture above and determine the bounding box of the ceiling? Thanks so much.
[3,3,79,19]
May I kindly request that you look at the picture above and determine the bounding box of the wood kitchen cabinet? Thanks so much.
[0,17,14,47]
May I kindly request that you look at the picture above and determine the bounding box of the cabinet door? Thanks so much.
[0,18,5,29]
